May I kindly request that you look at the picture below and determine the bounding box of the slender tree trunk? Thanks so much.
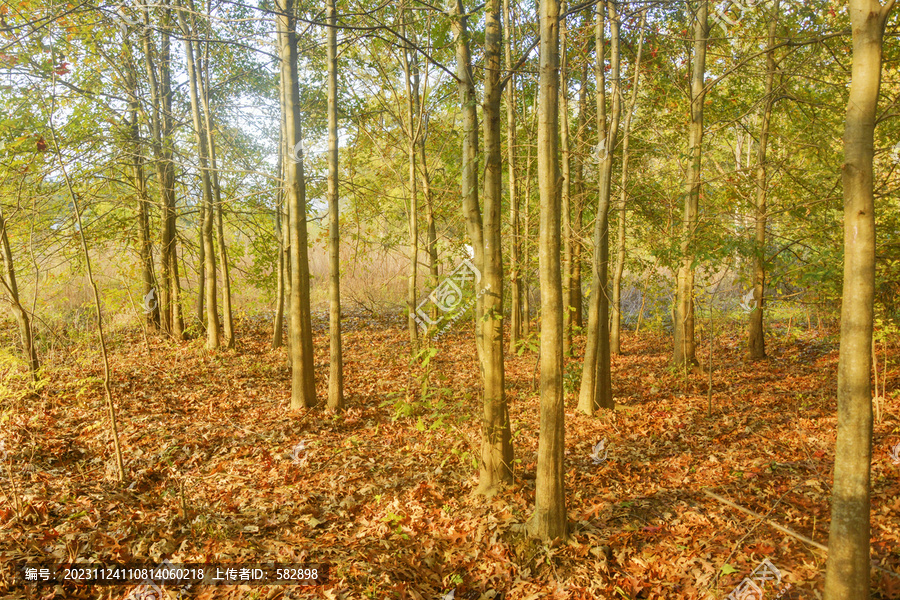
[0,207,39,377]
[824,1,893,597]
[141,0,182,337]
[273,186,285,348]
[610,9,646,355]
[282,166,292,355]
[126,79,159,332]
[748,1,779,360]
[419,132,439,322]
[196,202,206,330]
[326,0,344,410]
[401,16,419,351]
[213,185,233,346]
[579,1,620,414]
[203,109,234,348]
[277,0,317,409]
[570,56,587,332]
[451,0,485,359]
[273,116,286,349]
[529,0,567,541]
[522,104,535,336]
[49,130,126,482]
[191,4,234,348]
[505,0,521,352]
[560,3,572,356]
[673,0,707,367]
[177,3,219,349]
[276,108,292,351]
[160,4,183,339]
[477,0,514,495]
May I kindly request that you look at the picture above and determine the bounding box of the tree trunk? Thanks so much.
[273,115,286,349]
[0,207,39,377]
[326,0,344,411]
[51,135,126,482]
[824,1,893,598]
[522,103,536,336]
[192,9,233,346]
[570,56,588,333]
[560,3,572,356]
[451,0,485,360]
[529,0,567,541]
[673,0,707,367]
[476,0,514,495]
[748,1,779,360]
[201,81,234,347]
[610,9,646,355]
[126,77,159,332]
[282,168,292,356]
[273,178,285,348]
[401,16,419,351]
[505,0,521,352]
[276,0,317,409]
[578,1,620,415]
[419,129,439,323]
[141,0,183,339]
[196,202,206,330]
[177,2,219,349]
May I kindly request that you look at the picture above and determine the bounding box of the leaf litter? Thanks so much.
[0,318,897,599]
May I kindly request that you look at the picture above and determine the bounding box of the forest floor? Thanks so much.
[1,315,899,600]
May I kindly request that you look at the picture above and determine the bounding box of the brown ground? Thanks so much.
[0,316,898,599]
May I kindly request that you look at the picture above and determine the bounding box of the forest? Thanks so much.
[1,0,899,597]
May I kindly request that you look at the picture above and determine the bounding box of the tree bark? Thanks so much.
[0,207,39,377]
[276,0,317,409]
[451,0,485,360]
[505,0,522,352]
[570,56,588,332]
[49,131,126,482]
[610,9,646,355]
[177,2,219,349]
[273,180,285,348]
[198,44,234,348]
[419,128,439,323]
[578,1,620,414]
[823,1,893,598]
[529,0,567,541]
[196,202,206,330]
[522,103,536,336]
[748,0,779,360]
[326,0,344,411]
[476,0,514,495]
[560,3,572,356]
[401,14,419,351]
[673,0,707,367]
[125,68,160,332]
[141,0,183,339]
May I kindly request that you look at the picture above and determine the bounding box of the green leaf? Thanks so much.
[720,564,739,575]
